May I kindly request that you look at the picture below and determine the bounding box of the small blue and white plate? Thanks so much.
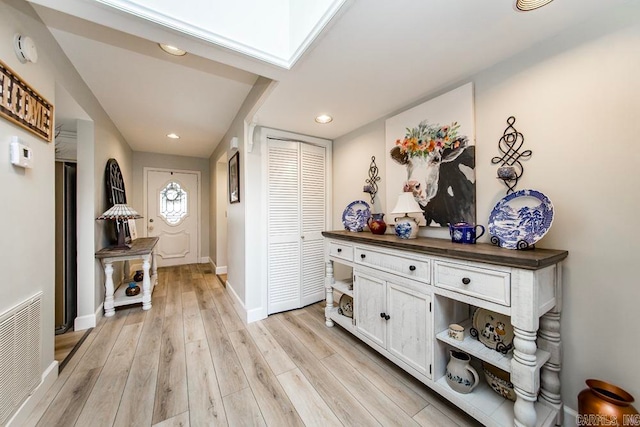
[342,200,371,232]
[488,189,554,249]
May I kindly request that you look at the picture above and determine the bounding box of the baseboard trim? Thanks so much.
[565,405,578,426]
[74,303,102,331]
[207,258,227,275]
[7,360,58,426]
[247,306,267,323]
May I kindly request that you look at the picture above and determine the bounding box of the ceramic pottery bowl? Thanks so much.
[482,362,516,401]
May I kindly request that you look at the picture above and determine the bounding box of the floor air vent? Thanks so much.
[0,293,42,425]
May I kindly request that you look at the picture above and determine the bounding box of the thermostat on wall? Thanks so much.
[10,137,33,168]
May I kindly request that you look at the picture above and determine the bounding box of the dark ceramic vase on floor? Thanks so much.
[578,379,639,422]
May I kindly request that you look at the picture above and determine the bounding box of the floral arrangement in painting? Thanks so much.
[394,120,465,159]
[390,119,470,212]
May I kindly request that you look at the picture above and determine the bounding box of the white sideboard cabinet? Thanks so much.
[323,231,568,427]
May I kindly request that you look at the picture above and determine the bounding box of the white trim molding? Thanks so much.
[7,361,58,426]
[74,303,103,331]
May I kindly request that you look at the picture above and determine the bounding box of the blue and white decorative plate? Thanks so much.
[488,189,554,249]
[342,200,371,232]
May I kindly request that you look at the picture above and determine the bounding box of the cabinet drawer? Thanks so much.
[355,248,430,284]
[434,261,510,306]
[329,242,353,261]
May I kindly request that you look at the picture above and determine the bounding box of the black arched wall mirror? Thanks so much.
[104,158,131,243]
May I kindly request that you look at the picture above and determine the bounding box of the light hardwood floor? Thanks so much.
[27,264,481,427]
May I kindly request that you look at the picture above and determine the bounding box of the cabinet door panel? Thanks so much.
[355,272,386,349]
[387,282,431,378]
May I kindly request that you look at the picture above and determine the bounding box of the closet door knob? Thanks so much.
[409,265,416,271]
[380,312,386,318]
[361,254,366,259]
[337,248,342,253]
[384,314,390,320]
[462,277,471,285]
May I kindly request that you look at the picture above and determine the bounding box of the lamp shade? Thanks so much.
[391,193,422,215]
[97,204,142,220]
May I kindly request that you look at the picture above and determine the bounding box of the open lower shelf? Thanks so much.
[113,275,157,307]
[433,377,557,427]
[326,306,355,332]
[436,319,551,373]
[331,278,353,297]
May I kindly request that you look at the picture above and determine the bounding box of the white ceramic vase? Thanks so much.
[445,350,479,394]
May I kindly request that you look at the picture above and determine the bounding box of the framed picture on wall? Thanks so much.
[127,219,138,240]
[229,151,240,203]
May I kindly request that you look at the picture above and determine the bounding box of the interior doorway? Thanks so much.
[54,161,77,335]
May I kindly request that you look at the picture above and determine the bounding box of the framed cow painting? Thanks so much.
[385,82,476,228]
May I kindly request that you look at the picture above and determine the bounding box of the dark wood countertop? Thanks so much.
[322,231,567,270]
[95,237,159,259]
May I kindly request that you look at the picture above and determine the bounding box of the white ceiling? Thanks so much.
[30,0,628,158]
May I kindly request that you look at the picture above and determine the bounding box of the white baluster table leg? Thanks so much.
[104,261,115,317]
[325,260,334,327]
[538,264,563,425]
[142,254,152,310]
[512,327,538,427]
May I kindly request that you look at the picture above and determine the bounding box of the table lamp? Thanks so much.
[97,204,143,249]
[391,193,423,239]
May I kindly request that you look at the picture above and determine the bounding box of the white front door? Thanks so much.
[146,170,199,267]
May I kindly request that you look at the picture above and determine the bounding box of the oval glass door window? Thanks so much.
[160,181,188,224]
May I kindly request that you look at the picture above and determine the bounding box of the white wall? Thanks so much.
[333,4,640,412]
[209,76,275,320]
[214,157,228,271]
[0,1,132,421]
[131,151,210,260]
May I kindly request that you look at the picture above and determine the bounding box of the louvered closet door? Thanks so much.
[267,139,327,314]
[267,140,302,314]
[300,143,326,306]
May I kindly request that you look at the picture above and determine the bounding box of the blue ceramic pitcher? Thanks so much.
[449,222,485,244]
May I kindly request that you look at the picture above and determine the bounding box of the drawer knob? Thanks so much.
[337,248,342,253]
[409,265,416,271]
[361,254,366,259]
[462,277,471,285]
[379,312,390,320]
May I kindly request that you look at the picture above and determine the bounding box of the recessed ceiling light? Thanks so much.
[159,43,187,56]
[167,133,180,139]
[514,0,554,11]
[315,114,333,124]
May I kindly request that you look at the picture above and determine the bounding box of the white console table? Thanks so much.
[323,231,568,427]
[96,237,159,317]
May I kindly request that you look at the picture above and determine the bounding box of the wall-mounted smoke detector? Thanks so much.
[14,34,38,64]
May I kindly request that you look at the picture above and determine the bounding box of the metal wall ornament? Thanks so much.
[363,156,380,204]
[491,116,532,194]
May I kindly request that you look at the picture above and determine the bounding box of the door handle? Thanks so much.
[149,218,154,223]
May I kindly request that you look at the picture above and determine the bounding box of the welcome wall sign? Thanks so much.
[0,59,53,142]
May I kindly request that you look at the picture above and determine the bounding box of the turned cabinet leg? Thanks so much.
[152,250,158,285]
[512,327,538,427]
[104,261,115,317]
[539,309,563,425]
[142,254,152,310]
[325,260,334,327]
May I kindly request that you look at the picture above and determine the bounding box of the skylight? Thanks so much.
[94,0,347,69]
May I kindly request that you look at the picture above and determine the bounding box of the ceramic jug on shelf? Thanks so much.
[449,222,485,244]
[445,350,479,394]
[368,213,387,235]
